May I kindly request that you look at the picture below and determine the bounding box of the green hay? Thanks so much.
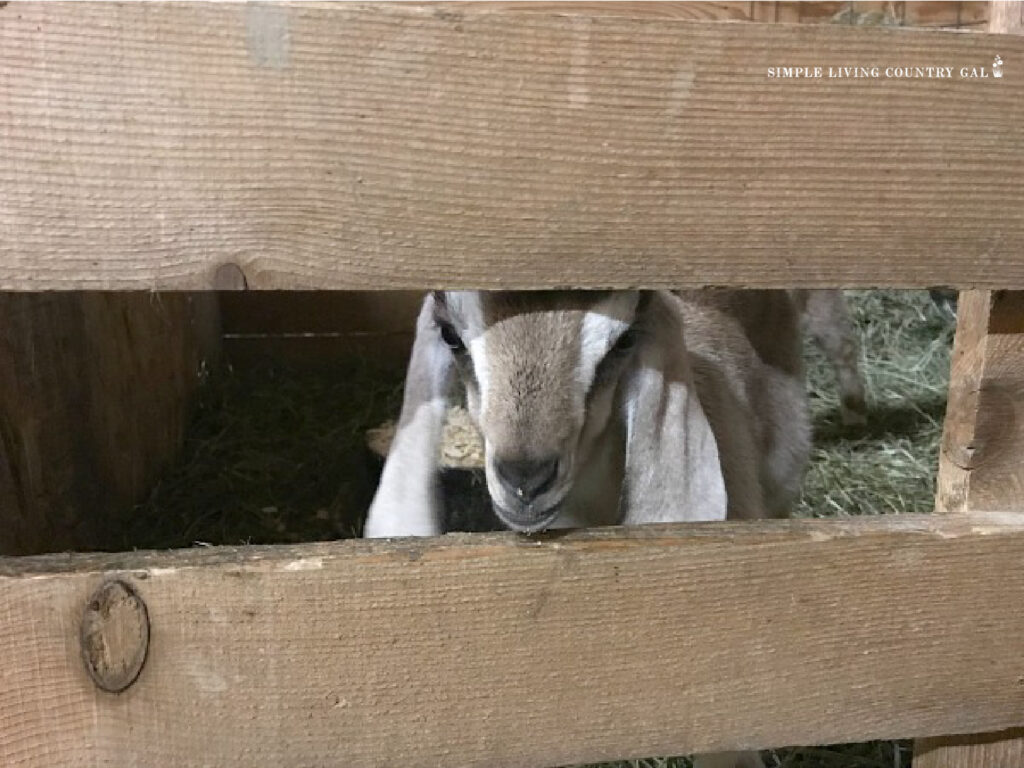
[796,290,954,519]
[127,290,953,768]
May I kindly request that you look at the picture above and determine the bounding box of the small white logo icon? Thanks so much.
[993,55,1003,78]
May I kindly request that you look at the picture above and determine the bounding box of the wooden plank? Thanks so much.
[455,2,845,25]
[921,289,1024,760]
[934,3,1024,515]
[1,4,1023,290]
[486,2,990,29]
[0,294,220,555]
[2,513,1024,767]
[935,290,1024,514]
[991,0,1024,33]
[915,728,1024,768]
[432,2,758,22]
[935,290,997,513]
[905,2,990,28]
[916,12,1024,766]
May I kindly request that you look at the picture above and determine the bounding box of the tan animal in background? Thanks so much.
[795,289,867,427]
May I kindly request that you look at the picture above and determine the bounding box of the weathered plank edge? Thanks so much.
[2,3,1024,290]
[3,510,1020,577]
[3,512,1024,767]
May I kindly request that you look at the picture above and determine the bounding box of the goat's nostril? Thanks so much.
[494,457,559,503]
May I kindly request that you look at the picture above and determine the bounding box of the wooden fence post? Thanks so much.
[913,296,1024,767]
[916,8,1024,760]
[0,294,220,555]
[915,278,1024,761]
[917,9,1019,761]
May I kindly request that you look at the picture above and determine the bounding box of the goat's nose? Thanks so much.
[493,456,559,504]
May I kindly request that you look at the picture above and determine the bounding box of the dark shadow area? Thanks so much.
[117,359,403,551]
[812,395,948,446]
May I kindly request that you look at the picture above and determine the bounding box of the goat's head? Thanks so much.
[431,290,648,532]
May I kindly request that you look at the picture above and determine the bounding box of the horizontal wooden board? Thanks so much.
[1,4,1023,290]
[2,512,1024,767]
[440,2,988,28]
[916,727,1024,768]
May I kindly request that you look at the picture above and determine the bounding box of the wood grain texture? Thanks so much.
[1,3,1023,290]
[944,291,1024,512]
[935,4,1024,515]
[923,289,1024,759]
[935,290,993,513]
[416,2,990,28]
[431,2,757,22]
[219,290,420,369]
[990,0,1024,33]
[2,513,1024,767]
[0,293,220,555]
[915,728,1024,768]
[913,4,1024,763]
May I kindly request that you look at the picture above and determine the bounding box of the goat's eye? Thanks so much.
[612,329,637,352]
[438,322,466,353]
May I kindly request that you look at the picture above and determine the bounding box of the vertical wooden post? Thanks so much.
[914,294,1024,767]
[0,293,220,555]
[934,291,1024,514]
[915,3,1024,742]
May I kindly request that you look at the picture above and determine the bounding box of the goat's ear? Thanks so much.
[364,294,455,537]
[617,294,727,524]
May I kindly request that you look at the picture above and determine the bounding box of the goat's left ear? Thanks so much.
[617,293,727,524]
[363,294,456,538]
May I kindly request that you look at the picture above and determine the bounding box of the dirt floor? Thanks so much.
[124,289,955,768]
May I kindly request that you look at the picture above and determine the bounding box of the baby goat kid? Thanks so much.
[364,289,811,768]
[365,289,810,536]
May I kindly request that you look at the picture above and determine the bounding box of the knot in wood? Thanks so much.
[213,263,248,290]
[80,579,150,693]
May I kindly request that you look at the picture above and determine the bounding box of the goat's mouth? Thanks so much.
[491,501,562,534]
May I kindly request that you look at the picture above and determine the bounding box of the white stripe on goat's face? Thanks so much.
[433,291,640,532]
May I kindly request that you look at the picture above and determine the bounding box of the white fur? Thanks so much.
[364,290,809,768]
[620,366,727,523]
[363,296,454,538]
[448,292,492,410]
[577,294,635,389]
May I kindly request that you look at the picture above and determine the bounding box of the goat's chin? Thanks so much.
[491,501,562,535]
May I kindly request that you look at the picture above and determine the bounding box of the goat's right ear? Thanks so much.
[363,294,455,538]
[617,293,727,524]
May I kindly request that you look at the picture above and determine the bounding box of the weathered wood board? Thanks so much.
[439,2,990,28]
[1,3,1022,289]
[916,4,1024,752]
[219,290,421,369]
[0,293,220,555]
[935,290,1024,513]
[2,513,1024,767]
[915,727,1024,768]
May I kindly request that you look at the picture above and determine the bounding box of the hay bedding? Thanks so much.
[126,290,954,768]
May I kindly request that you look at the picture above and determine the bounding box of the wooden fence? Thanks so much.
[1,2,1022,766]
